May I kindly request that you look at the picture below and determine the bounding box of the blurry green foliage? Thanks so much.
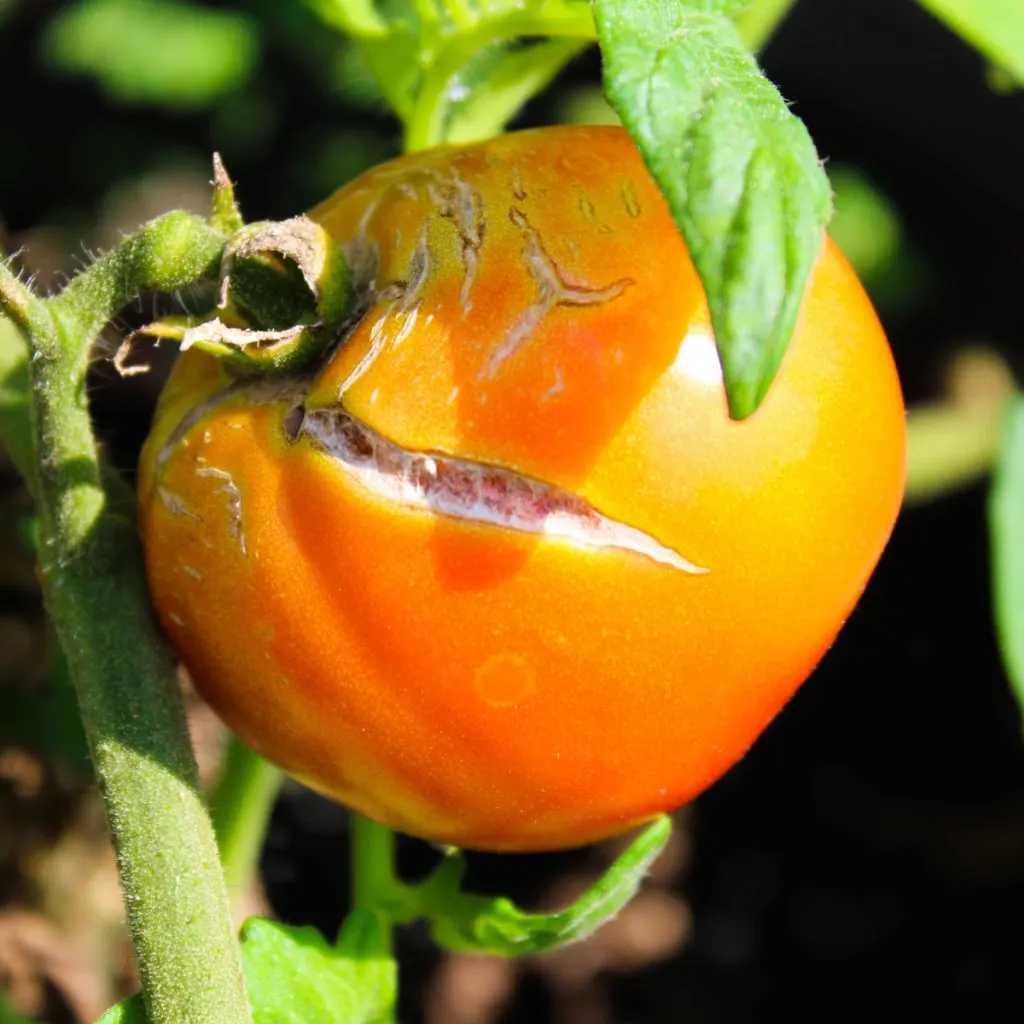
[0,314,30,484]
[916,0,1024,86]
[0,993,34,1024]
[828,164,935,314]
[42,0,259,110]
[0,646,92,773]
[991,396,1024,722]
[331,42,387,110]
[553,84,620,126]
[305,130,395,199]
[828,165,902,284]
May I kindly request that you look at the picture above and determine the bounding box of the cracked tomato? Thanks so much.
[138,126,906,852]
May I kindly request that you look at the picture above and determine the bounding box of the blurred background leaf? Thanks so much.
[42,0,259,110]
[916,0,1024,86]
[990,396,1024,718]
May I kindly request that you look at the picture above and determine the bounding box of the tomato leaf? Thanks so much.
[418,815,671,957]
[990,395,1024,720]
[594,0,832,419]
[242,911,396,1024]
[95,997,146,1024]
[915,0,1024,86]
[95,910,397,1024]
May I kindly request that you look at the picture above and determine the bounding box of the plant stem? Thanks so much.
[14,213,252,1024]
[401,7,596,151]
[735,0,800,52]
[351,814,405,954]
[211,736,285,909]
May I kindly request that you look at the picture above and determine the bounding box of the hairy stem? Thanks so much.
[15,213,252,1024]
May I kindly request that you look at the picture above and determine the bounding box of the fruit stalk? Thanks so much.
[3,215,253,1024]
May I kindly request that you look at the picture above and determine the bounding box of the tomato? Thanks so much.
[138,126,905,852]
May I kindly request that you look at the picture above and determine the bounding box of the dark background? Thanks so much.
[2,0,1024,1021]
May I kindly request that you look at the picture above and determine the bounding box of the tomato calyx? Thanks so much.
[117,210,357,379]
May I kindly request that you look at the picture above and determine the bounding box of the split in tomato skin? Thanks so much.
[138,125,906,852]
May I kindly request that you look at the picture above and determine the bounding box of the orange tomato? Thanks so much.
[138,126,905,852]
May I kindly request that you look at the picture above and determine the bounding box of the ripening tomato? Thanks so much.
[138,126,905,852]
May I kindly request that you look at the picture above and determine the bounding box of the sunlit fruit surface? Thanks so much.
[138,126,906,852]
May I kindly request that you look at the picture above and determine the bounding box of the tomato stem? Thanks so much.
[1,215,253,1024]
[351,814,406,954]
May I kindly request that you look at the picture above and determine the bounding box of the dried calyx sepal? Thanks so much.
[115,156,354,378]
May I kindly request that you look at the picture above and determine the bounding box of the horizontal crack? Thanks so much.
[302,407,708,575]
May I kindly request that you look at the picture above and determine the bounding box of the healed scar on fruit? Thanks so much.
[483,206,635,378]
[620,178,642,218]
[195,466,247,556]
[424,166,485,311]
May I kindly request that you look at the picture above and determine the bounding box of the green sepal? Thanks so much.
[400,815,672,957]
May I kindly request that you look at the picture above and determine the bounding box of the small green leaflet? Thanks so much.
[594,0,832,419]
[990,395,1024,721]
[916,0,1024,86]
[422,815,671,956]
[94,817,670,1022]
[95,910,397,1024]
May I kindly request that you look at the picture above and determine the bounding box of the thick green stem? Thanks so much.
[15,213,252,1024]
[211,737,285,908]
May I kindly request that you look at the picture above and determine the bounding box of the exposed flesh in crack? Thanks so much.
[298,405,708,574]
[155,373,708,575]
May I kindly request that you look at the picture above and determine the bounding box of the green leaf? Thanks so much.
[0,993,36,1024]
[916,0,1024,86]
[594,0,832,419]
[445,37,592,144]
[42,0,259,110]
[96,997,146,1024]
[420,816,672,957]
[96,910,398,1024]
[990,395,1024,717]
[243,911,396,1024]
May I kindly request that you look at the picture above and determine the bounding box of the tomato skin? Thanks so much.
[138,126,906,852]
